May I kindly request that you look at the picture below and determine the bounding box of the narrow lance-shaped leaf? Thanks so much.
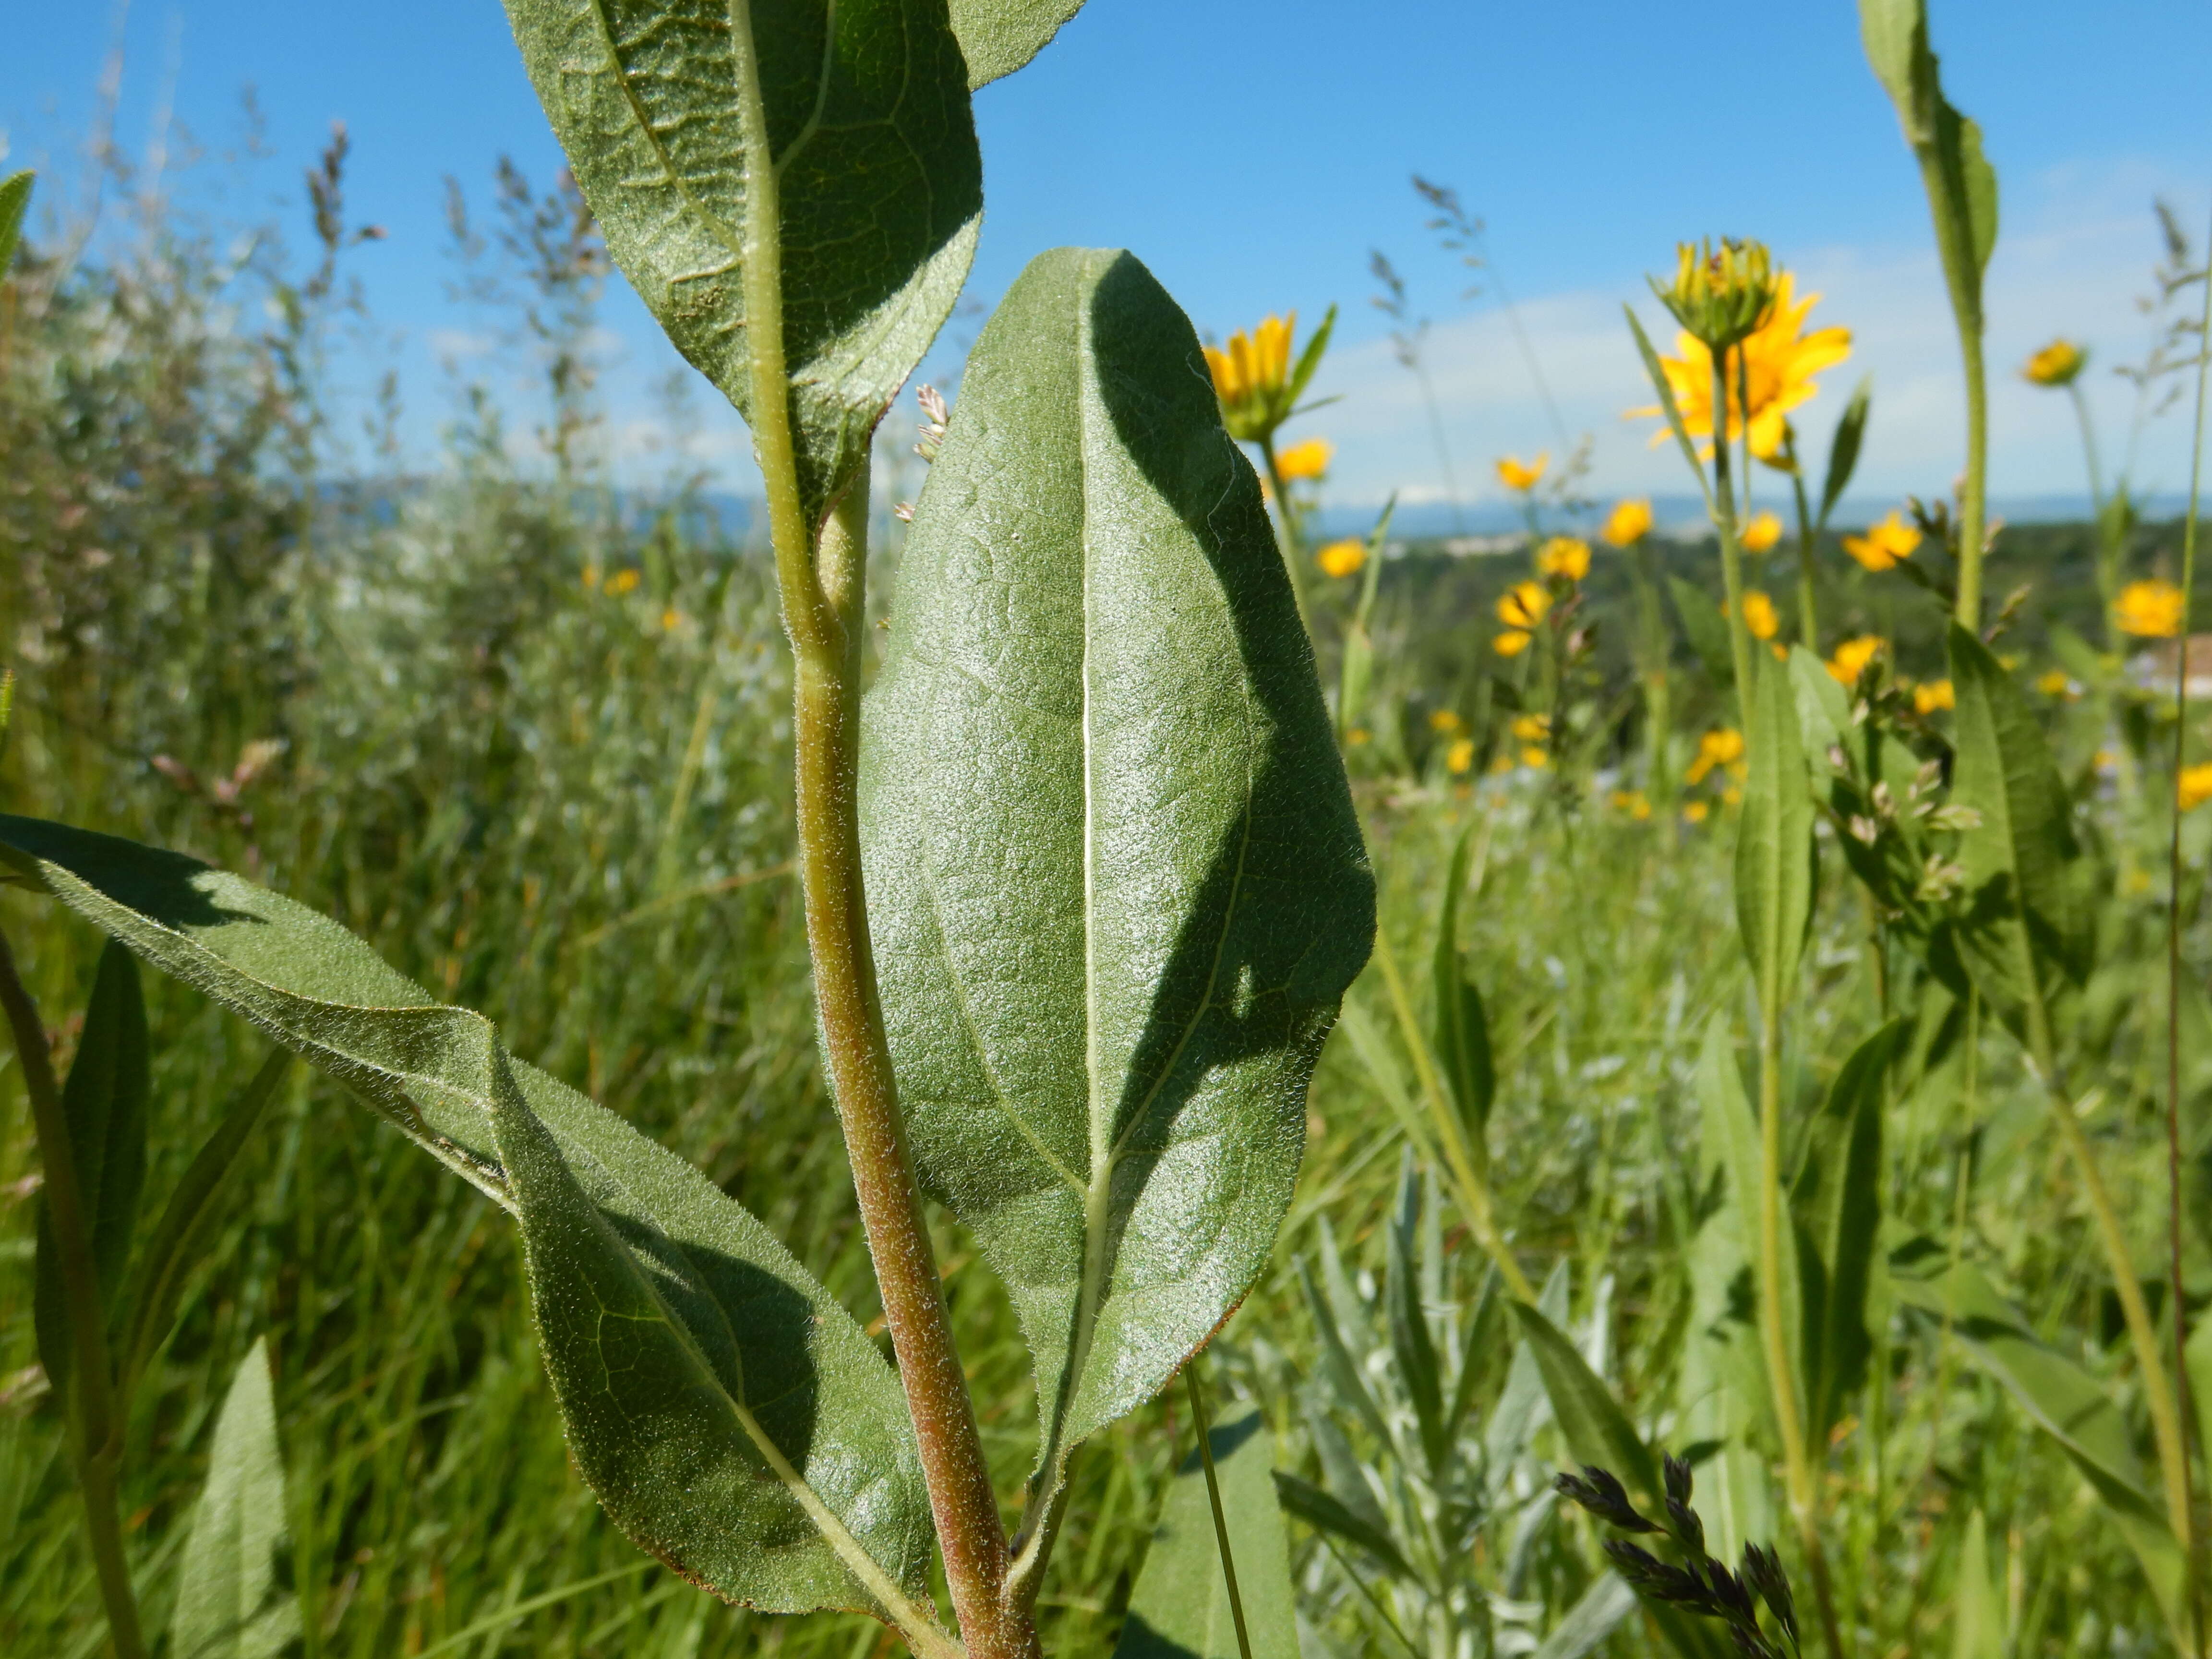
[1817,376,1873,529]
[1888,1241,2188,1631]
[0,817,940,1629]
[859,247,1374,1505]
[1697,1013,1797,1430]
[501,0,983,528]
[1735,652,1814,1021]
[1387,1158,1448,1476]
[172,1337,301,1659]
[115,1048,292,1402]
[1944,623,2090,1049]
[949,0,1086,88]
[0,170,31,277]
[1117,1404,1298,1659]
[1858,0,1999,319]
[1508,1299,1658,1506]
[1790,1021,1901,1449]
[1432,822,1495,1140]
[34,939,150,1394]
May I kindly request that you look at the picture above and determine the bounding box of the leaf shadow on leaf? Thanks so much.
[1066,252,1374,1418]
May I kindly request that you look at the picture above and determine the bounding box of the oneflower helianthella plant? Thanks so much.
[1207,306,1339,627]
[0,9,1381,1659]
[1628,245,1862,651]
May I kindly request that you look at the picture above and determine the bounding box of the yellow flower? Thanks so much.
[1632,272,1850,460]
[1827,634,1883,685]
[1521,746,1550,769]
[1687,736,1742,785]
[661,607,683,632]
[2036,668,2079,699]
[1429,709,1464,733]
[1317,538,1366,579]
[1346,727,1371,746]
[2178,763,2212,812]
[1841,511,1921,572]
[1497,581,1551,629]
[1686,726,1745,784]
[2022,338,2087,388]
[1730,590,1780,641]
[1511,713,1552,742]
[1913,679,1955,714]
[604,567,641,597]
[1537,536,1591,581]
[1494,630,1532,657]
[1683,800,1711,824]
[1207,310,1332,443]
[2115,578,2185,639]
[1496,452,1548,493]
[1602,497,1653,548]
[1274,436,1334,482]
[1611,789,1653,820]
[1651,238,1779,351]
[581,565,602,592]
[1740,510,1782,553]
[1445,737,1475,773]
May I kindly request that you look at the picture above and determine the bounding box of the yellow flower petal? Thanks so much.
[1316,537,1366,579]
[1275,436,1334,481]
[1740,510,1782,553]
[1601,498,1653,547]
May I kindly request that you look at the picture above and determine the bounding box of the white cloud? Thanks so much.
[1307,157,2212,519]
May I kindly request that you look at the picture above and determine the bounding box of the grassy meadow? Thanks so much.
[3,132,2211,1659]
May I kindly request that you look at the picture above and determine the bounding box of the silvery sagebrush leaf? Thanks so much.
[501,0,982,527]
[33,938,150,1394]
[950,0,1086,87]
[859,246,1373,1502]
[0,817,938,1627]
[171,1337,300,1659]
[1116,1404,1298,1659]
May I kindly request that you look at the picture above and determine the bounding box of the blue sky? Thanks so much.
[6,0,2211,521]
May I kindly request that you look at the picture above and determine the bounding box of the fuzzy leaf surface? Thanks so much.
[0,816,935,1621]
[859,247,1372,1486]
[950,0,1085,86]
[172,1338,300,1659]
[501,0,981,526]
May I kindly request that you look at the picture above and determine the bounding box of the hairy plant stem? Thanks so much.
[724,9,1014,1651]
[1257,433,1314,637]
[0,927,148,1659]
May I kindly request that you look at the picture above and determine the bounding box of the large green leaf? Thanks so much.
[33,940,150,1394]
[501,0,982,527]
[1945,623,2089,1049]
[1117,1403,1298,1659]
[1791,1021,1900,1448]
[859,248,1373,1496]
[0,817,939,1628]
[171,1338,301,1659]
[1735,651,1814,1019]
[950,0,1085,87]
